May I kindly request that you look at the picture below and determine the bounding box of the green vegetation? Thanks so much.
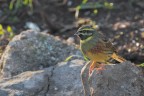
[74,0,114,18]
[0,24,14,39]
[64,55,73,62]
[0,0,34,24]
[9,0,33,11]
[76,1,113,10]
[138,63,144,67]
[0,24,14,57]
[0,0,34,41]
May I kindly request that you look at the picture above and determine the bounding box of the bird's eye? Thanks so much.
[86,31,93,35]
[79,30,93,36]
[81,31,92,36]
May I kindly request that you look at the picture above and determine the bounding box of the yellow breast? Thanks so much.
[86,51,111,62]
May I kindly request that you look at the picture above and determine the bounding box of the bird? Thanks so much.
[75,25,126,74]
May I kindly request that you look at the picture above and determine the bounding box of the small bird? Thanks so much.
[75,25,126,74]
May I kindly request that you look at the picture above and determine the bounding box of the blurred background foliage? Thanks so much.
[9,0,33,11]
[0,0,144,66]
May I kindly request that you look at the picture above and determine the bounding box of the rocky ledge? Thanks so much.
[0,30,143,96]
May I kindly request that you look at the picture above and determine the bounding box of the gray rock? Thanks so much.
[0,30,82,77]
[81,61,144,96]
[0,59,85,96]
[47,59,85,96]
[0,67,53,96]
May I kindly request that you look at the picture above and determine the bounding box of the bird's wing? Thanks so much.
[100,35,127,62]
[98,32,117,52]
[103,40,117,52]
[88,40,115,55]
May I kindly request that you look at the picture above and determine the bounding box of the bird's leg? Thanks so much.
[89,61,99,75]
[89,61,107,75]
[95,64,106,72]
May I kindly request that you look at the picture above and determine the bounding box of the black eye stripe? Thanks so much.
[78,30,93,36]
[80,32,92,35]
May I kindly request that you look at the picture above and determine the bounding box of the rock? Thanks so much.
[66,37,75,44]
[0,67,53,96]
[0,30,82,77]
[81,61,144,96]
[0,59,85,96]
[47,59,85,96]
[25,22,41,32]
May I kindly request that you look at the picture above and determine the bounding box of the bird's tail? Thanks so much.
[111,53,126,63]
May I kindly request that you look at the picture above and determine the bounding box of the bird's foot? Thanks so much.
[95,64,106,74]
[89,62,106,75]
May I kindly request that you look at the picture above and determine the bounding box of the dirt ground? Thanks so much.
[0,0,144,64]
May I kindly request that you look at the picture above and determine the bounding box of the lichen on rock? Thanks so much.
[0,30,82,77]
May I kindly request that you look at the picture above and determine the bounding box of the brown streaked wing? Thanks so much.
[99,32,117,53]
[104,40,117,53]
[89,40,116,54]
[89,42,106,54]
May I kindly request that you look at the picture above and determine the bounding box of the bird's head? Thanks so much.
[75,25,96,40]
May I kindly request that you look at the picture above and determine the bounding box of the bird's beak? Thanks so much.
[74,31,80,35]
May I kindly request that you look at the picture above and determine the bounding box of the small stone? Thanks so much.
[136,43,140,47]
[67,37,74,44]
[140,32,144,38]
